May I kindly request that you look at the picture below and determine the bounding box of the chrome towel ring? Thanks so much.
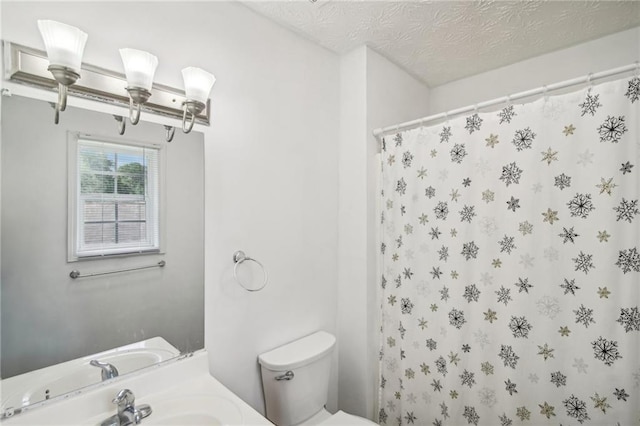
[233,250,268,292]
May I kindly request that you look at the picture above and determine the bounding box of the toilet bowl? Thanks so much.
[258,331,377,426]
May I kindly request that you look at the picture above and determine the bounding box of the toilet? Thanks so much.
[258,331,377,426]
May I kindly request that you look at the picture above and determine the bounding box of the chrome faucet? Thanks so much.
[90,359,119,381]
[98,389,152,426]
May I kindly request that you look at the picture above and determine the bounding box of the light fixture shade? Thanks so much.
[37,20,88,72]
[182,67,215,104]
[119,48,158,91]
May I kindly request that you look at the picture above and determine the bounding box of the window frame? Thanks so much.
[67,132,166,261]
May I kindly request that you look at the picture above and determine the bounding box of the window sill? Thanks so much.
[68,249,164,263]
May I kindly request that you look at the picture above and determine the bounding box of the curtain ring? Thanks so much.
[634,61,639,77]
[506,94,512,106]
[542,85,549,102]
[586,72,594,91]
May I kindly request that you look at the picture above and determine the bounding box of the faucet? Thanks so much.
[98,389,152,426]
[90,360,119,381]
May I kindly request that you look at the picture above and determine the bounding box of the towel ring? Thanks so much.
[233,250,268,292]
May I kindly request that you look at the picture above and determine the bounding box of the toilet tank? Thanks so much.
[258,331,336,426]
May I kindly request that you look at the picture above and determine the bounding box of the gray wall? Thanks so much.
[2,2,341,414]
[1,95,204,378]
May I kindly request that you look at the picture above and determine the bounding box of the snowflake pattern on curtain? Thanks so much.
[379,77,640,426]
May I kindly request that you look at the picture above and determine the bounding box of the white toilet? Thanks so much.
[258,331,377,426]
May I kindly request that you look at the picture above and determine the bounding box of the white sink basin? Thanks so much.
[144,395,243,425]
[151,413,220,425]
[1,351,272,426]
[1,337,180,412]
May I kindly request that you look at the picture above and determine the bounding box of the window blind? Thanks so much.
[75,139,160,257]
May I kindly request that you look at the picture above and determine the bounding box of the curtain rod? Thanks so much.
[373,62,639,138]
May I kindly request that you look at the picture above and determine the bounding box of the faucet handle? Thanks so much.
[112,388,136,409]
[90,359,119,381]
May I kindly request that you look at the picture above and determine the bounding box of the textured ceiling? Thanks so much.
[241,0,640,87]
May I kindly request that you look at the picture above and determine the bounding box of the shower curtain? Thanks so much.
[378,76,639,425]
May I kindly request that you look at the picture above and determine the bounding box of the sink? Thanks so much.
[16,349,176,407]
[1,337,180,412]
[94,347,178,374]
[144,395,243,425]
[1,351,271,426]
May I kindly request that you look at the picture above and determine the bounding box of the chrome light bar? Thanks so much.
[2,41,210,126]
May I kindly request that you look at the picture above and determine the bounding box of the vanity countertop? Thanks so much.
[1,351,273,425]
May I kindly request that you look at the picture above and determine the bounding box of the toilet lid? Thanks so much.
[319,410,378,425]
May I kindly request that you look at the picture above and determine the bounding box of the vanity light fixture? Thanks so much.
[120,48,158,126]
[37,20,88,124]
[181,67,216,133]
[8,21,214,136]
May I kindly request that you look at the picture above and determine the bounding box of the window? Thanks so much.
[69,136,162,259]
